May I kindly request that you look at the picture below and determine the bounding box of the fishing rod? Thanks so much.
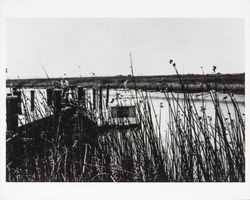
[129,53,137,91]
[129,53,139,102]
[42,65,53,87]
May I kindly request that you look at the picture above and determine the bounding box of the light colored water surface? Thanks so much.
[6,88,245,136]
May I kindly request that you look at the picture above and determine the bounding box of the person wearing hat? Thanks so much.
[61,78,69,88]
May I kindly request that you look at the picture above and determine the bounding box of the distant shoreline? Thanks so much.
[6,73,245,94]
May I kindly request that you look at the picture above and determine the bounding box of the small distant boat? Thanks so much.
[99,90,141,129]
[110,103,137,126]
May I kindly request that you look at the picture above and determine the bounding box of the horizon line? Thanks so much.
[6,72,245,80]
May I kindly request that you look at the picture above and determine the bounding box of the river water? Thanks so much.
[6,88,245,137]
[108,89,245,137]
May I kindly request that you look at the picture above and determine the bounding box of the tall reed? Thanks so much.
[6,66,245,182]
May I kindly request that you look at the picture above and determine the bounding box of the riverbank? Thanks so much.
[6,73,245,94]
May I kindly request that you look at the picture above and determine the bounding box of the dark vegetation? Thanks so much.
[6,73,245,94]
[6,67,245,182]
[7,87,245,182]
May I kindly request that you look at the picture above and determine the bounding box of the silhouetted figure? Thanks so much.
[61,78,69,97]
[213,66,217,72]
[123,80,128,89]
[61,78,69,88]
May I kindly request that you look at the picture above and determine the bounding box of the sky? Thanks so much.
[6,18,244,78]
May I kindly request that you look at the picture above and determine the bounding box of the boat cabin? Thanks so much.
[110,105,137,123]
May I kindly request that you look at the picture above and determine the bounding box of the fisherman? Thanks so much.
[62,91,69,104]
[68,86,77,104]
[61,78,69,88]
[61,78,69,97]
[62,86,77,106]
[123,80,128,89]
[70,86,77,99]
[12,87,17,95]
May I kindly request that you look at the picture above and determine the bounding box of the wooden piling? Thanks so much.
[46,88,53,106]
[99,86,103,111]
[78,86,85,105]
[13,90,22,114]
[88,91,92,110]
[93,88,96,110]
[106,84,110,108]
[82,90,86,106]
[6,96,19,131]
[78,86,86,106]
[78,86,84,100]
[31,90,35,112]
[53,89,62,114]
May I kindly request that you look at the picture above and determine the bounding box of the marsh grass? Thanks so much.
[6,67,245,182]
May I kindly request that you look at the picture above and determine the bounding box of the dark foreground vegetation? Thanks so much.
[7,89,245,182]
[6,66,245,182]
[7,73,245,94]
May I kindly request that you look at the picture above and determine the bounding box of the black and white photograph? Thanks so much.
[0,0,250,199]
[5,17,246,182]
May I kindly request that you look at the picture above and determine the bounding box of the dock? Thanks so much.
[6,85,141,176]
